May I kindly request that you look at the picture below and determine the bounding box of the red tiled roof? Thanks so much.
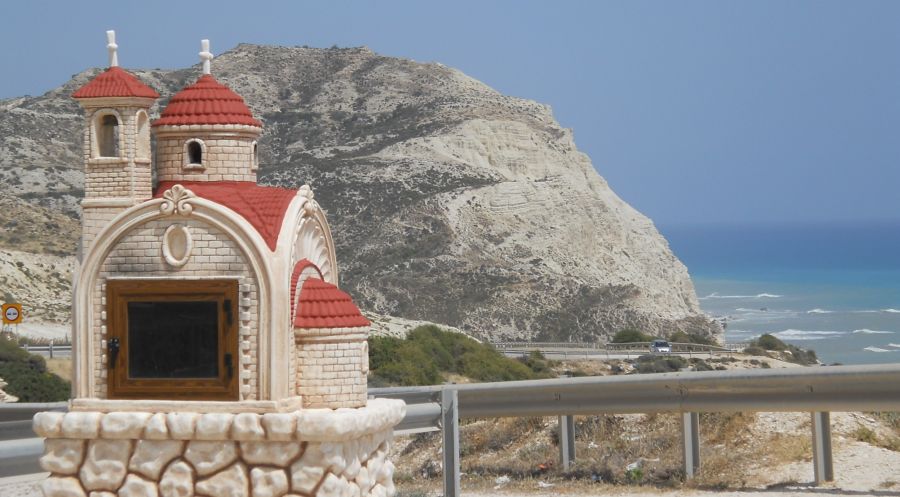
[294,278,370,329]
[153,74,261,127]
[290,259,324,317]
[154,181,296,251]
[72,67,159,99]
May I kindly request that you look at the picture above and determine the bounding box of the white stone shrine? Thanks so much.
[34,32,403,497]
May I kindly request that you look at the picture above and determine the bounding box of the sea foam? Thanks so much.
[772,329,846,340]
[807,308,833,314]
[700,292,783,300]
[863,346,892,353]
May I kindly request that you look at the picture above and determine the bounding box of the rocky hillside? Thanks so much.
[0,44,718,341]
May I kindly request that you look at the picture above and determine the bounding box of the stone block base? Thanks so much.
[33,398,405,497]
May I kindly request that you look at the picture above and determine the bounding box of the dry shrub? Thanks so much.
[853,426,878,444]
[768,433,812,463]
[460,417,557,476]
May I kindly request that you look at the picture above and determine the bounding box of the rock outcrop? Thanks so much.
[0,44,718,341]
[0,377,18,403]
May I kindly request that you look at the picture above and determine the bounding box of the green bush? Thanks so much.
[0,337,70,402]
[692,360,713,372]
[785,344,818,365]
[635,355,687,374]
[517,350,554,375]
[744,346,768,357]
[611,329,654,343]
[368,326,549,386]
[746,334,818,365]
[755,334,787,351]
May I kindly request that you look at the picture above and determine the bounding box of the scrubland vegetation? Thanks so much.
[0,335,69,401]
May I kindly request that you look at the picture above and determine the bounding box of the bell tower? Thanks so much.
[72,31,159,252]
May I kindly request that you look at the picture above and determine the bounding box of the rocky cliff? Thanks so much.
[0,44,718,341]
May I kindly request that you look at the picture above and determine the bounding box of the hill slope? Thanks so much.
[0,43,718,341]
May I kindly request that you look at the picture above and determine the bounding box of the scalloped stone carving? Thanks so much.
[159,184,196,216]
[162,225,192,267]
[292,218,334,284]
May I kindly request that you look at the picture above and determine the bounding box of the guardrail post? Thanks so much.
[558,415,575,471]
[49,341,54,359]
[441,388,460,497]
[811,411,833,484]
[681,412,700,479]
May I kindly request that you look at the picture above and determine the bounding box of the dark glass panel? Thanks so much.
[127,301,219,378]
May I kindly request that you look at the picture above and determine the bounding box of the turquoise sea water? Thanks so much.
[661,221,900,365]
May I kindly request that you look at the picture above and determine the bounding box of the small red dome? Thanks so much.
[72,67,159,99]
[294,278,371,329]
[153,74,262,127]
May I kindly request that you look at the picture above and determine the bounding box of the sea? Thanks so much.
[660,220,900,365]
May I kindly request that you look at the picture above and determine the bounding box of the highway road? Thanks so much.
[0,439,42,478]
[500,348,734,361]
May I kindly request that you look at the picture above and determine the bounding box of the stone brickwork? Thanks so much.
[295,329,369,409]
[34,399,404,497]
[81,206,124,255]
[80,106,154,254]
[155,126,259,183]
[93,218,260,400]
[81,108,152,198]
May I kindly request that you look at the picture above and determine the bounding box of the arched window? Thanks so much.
[97,114,120,158]
[184,139,205,168]
[136,111,150,159]
[251,141,259,171]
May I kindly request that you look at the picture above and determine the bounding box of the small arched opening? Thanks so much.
[96,114,120,158]
[135,111,150,159]
[185,139,204,168]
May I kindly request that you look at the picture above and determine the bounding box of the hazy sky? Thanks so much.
[2,0,899,227]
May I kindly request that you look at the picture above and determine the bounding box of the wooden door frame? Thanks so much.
[106,279,239,400]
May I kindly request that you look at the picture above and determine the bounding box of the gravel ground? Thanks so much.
[5,441,898,497]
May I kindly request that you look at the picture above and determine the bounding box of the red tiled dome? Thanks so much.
[153,74,261,127]
[72,67,159,99]
[294,278,370,329]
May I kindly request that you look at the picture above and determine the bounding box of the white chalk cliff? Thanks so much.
[0,44,718,341]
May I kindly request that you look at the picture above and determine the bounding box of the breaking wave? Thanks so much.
[883,309,900,313]
[806,308,833,314]
[700,292,783,300]
[888,343,900,349]
[771,329,846,341]
[852,329,895,334]
[864,346,891,353]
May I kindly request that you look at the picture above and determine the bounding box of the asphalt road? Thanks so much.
[0,439,42,478]
[501,349,734,361]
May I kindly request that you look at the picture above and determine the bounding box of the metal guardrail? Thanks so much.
[493,340,742,352]
[369,363,900,497]
[20,343,72,358]
[493,341,604,349]
[3,365,899,494]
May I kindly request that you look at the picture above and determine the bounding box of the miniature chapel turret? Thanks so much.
[34,33,403,497]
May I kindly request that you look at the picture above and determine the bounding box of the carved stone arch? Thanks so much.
[290,209,338,285]
[73,194,277,399]
[290,259,324,320]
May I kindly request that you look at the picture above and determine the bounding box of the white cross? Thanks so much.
[199,39,213,75]
[106,30,118,68]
